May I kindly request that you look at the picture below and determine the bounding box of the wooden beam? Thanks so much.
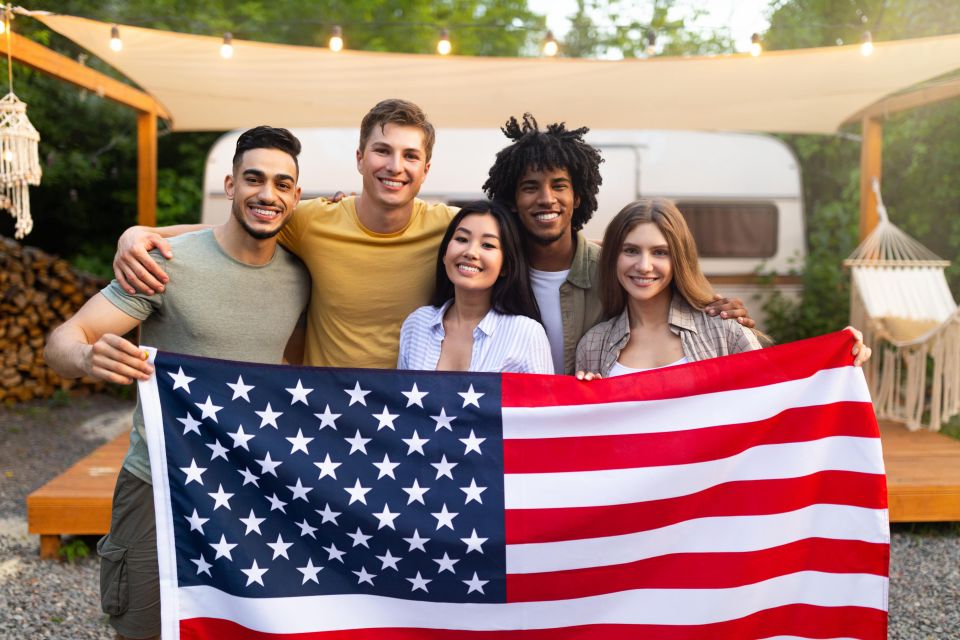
[845,78,960,125]
[859,116,883,240]
[137,110,158,227]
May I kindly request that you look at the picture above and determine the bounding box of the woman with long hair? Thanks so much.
[398,200,553,373]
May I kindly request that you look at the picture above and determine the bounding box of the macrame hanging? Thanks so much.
[0,5,41,239]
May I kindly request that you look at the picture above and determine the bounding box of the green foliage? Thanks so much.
[59,537,91,563]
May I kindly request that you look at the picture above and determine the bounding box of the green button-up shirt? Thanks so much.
[558,232,605,374]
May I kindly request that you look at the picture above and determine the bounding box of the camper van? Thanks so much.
[202,129,804,328]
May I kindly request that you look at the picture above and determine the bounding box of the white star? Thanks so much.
[208,484,234,511]
[430,407,457,431]
[184,508,208,533]
[206,439,229,461]
[255,451,282,476]
[401,382,428,407]
[314,405,341,430]
[402,430,429,455]
[344,479,372,505]
[323,543,345,563]
[314,454,341,480]
[177,412,201,436]
[286,478,313,501]
[459,430,486,455]
[402,478,430,505]
[296,519,318,539]
[347,527,372,548]
[403,529,430,552]
[255,403,283,429]
[267,533,293,560]
[433,552,459,574]
[376,549,402,571]
[195,396,223,422]
[209,534,236,561]
[179,458,206,485]
[238,467,260,487]
[372,453,400,479]
[461,529,488,554]
[226,375,254,401]
[344,381,371,406]
[239,509,265,535]
[431,503,458,530]
[372,406,399,431]
[191,554,212,576]
[431,454,457,480]
[353,566,376,586]
[297,558,323,585]
[407,571,432,593]
[241,559,268,587]
[167,367,194,393]
[463,572,488,594]
[286,379,313,405]
[344,430,371,455]
[227,425,254,450]
[461,478,487,504]
[372,504,400,530]
[459,385,484,408]
[286,428,313,455]
[315,503,341,525]
[266,493,287,513]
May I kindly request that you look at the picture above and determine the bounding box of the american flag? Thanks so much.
[138,330,888,639]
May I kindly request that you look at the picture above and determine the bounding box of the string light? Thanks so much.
[329,25,343,52]
[860,30,873,56]
[749,32,762,56]
[437,28,451,55]
[542,30,558,57]
[220,32,233,59]
[644,28,656,56]
[109,24,122,52]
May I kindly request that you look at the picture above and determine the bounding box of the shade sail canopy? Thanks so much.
[35,14,960,133]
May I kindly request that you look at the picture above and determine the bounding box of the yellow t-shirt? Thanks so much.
[279,197,456,369]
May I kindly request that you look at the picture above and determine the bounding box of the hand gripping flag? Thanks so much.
[138,330,888,639]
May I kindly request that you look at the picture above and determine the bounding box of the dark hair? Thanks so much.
[232,126,302,173]
[483,113,603,232]
[430,200,542,323]
[359,98,436,161]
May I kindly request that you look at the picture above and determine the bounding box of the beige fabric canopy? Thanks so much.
[35,14,960,133]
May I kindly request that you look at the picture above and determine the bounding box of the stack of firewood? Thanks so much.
[0,235,107,405]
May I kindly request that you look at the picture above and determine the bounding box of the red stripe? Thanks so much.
[505,470,888,544]
[504,402,878,473]
[507,538,889,602]
[180,604,886,639]
[502,330,856,408]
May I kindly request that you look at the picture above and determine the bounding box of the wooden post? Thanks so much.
[137,110,158,227]
[859,116,883,240]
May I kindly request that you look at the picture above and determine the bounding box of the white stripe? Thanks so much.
[503,366,871,439]
[504,436,884,508]
[178,572,887,633]
[506,504,890,574]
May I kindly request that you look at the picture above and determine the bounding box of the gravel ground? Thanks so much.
[0,393,958,639]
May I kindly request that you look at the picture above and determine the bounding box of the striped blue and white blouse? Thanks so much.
[397,301,554,374]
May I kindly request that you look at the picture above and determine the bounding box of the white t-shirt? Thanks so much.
[529,267,570,374]
[608,357,690,378]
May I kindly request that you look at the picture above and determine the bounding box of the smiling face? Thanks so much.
[617,222,674,304]
[442,213,504,296]
[356,123,431,213]
[224,147,301,240]
[512,166,580,246]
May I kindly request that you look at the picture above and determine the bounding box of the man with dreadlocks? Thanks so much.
[483,114,753,374]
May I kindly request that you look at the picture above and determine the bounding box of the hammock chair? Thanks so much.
[845,179,960,431]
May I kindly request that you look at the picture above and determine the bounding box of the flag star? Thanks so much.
[372,453,400,480]
[403,529,430,552]
[314,405,341,430]
[459,384,485,408]
[255,451,282,476]
[430,407,457,431]
[178,412,202,436]
[433,552,460,574]
[255,403,283,429]
[353,566,376,586]
[266,493,287,513]
[344,430,371,455]
[227,425,254,450]
[344,381,371,406]
[206,439,229,461]
[407,571,432,593]
[372,406,399,431]
[463,572,488,594]
[376,549,402,571]
[402,478,430,505]
[286,428,314,455]
[347,527,372,548]
[195,396,224,422]
[184,508,208,533]
[267,534,294,560]
[297,558,323,585]
[238,467,260,487]
[180,458,206,485]
[401,382,428,407]
[210,534,237,561]
[459,430,486,455]
[208,484,234,511]
[431,454,457,480]
[241,559,268,587]
[461,529,488,554]
[344,479,372,505]
[314,454,341,480]
[315,503,341,525]
[402,430,429,456]
[286,379,313,405]
[167,367,195,393]
[431,503,458,530]
[296,519,318,539]
[373,504,400,530]
[286,478,313,501]
[191,554,212,576]
[461,478,487,505]
[323,543,346,563]
[239,509,266,535]
[226,375,254,402]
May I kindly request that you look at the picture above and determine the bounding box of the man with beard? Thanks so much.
[44,126,309,640]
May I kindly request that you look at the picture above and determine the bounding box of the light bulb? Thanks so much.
[644,28,656,56]
[749,33,762,57]
[543,31,558,57]
[329,26,343,52]
[220,32,233,59]
[860,31,873,56]
[437,29,451,55]
[3,150,13,162]
[110,25,123,52]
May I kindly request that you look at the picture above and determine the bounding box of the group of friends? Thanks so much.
[44,99,870,640]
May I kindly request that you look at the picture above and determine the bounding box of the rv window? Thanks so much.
[675,202,778,258]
